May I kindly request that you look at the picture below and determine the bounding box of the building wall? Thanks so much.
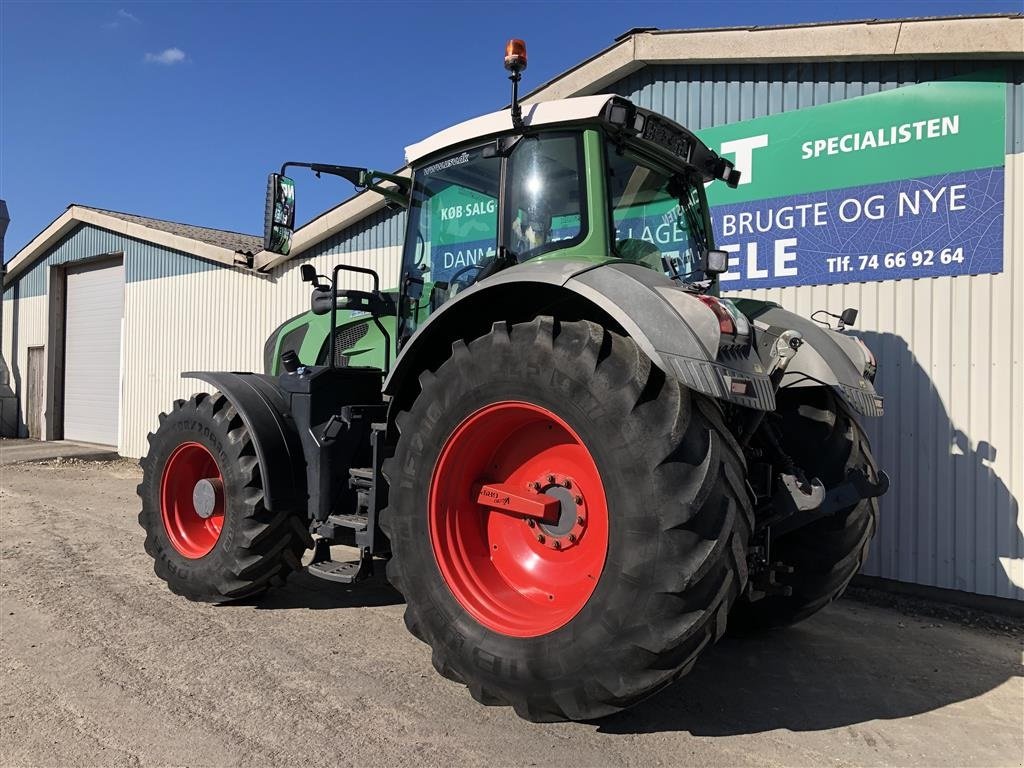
[2,218,401,458]
[610,60,1023,601]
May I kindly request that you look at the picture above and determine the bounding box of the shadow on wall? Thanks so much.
[853,331,1021,601]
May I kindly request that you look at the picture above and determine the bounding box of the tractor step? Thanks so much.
[307,557,373,584]
[307,538,373,584]
[348,466,374,485]
[327,513,368,532]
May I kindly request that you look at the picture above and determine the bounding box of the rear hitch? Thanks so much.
[766,467,890,537]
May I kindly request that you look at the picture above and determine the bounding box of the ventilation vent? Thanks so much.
[331,321,370,365]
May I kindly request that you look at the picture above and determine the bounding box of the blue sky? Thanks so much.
[1,0,1019,256]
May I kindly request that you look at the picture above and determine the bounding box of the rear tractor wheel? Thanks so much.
[137,392,312,602]
[382,318,752,721]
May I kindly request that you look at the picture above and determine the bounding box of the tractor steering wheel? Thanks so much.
[448,263,484,290]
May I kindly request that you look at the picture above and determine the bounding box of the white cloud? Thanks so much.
[144,47,187,65]
[103,8,141,28]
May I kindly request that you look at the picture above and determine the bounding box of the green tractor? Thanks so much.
[139,41,888,722]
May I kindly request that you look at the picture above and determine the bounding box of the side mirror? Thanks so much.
[840,308,858,328]
[300,264,317,283]
[704,249,729,276]
[264,173,295,255]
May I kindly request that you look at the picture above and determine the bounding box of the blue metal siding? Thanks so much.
[5,223,222,299]
[611,60,1024,154]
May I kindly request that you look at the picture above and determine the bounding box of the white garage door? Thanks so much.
[64,260,124,446]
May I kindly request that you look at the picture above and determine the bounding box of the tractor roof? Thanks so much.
[404,94,616,165]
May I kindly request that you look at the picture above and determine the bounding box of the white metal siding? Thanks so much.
[1,292,47,435]
[64,261,124,446]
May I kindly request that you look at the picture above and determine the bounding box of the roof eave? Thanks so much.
[3,205,249,289]
[521,15,1024,104]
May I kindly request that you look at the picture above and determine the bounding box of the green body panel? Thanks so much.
[266,307,397,374]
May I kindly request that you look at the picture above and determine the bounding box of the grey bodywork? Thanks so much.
[386,259,777,409]
[735,301,884,417]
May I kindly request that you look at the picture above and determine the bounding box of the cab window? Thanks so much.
[606,144,709,281]
[504,133,586,260]
[400,145,501,336]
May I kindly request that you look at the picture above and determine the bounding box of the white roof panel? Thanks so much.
[404,94,615,165]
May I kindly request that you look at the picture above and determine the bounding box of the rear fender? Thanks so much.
[383,260,775,411]
[182,371,306,511]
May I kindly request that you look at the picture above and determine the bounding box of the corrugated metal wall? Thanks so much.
[120,240,400,459]
[610,61,1024,601]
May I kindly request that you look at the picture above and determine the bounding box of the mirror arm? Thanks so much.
[279,163,410,209]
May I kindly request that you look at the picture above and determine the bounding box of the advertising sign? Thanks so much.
[701,76,1006,289]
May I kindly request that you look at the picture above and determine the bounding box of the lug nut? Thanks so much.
[552,540,561,550]
[547,474,556,484]
[527,519,536,528]
[577,515,585,525]
[568,534,576,543]
[574,495,583,505]
[528,481,539,491]
[537,534,546,544]
[562,479,572,489]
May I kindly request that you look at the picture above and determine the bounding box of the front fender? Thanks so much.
[383,260,775,411]
[182,371,306,510]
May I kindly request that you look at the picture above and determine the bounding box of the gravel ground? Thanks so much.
[1,456,1022,768]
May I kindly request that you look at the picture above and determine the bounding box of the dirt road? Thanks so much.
[1,456,1021,767]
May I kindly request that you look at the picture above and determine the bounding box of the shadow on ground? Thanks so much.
[237,567,404,610]
[234,567,1021,738]
[597,601,1022,736]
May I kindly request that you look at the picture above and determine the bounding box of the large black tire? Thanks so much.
[732,388,879,630]
[138,392,312,602]
[381,318,752,722]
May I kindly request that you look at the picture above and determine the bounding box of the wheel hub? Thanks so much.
[192,477,223,520]
[535,476,586,549]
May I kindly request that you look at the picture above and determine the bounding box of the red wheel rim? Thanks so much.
[429,402,609,637]
[160,442,225,559]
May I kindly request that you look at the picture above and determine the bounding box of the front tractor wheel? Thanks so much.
[138,392,311,602]
[382,318,752,721]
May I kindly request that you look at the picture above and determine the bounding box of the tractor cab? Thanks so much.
[395,95,738,344]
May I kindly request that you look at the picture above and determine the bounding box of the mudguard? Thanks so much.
[182,371,307,511]
[734,300,884,417]
[383,260,776,411]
